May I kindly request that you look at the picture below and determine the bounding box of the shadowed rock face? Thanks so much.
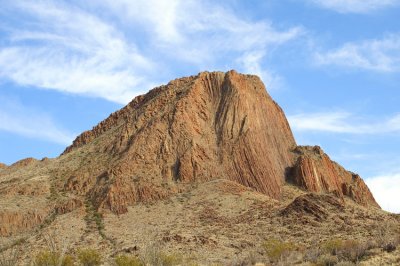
[290,146,379,208]
[63,71,297,213]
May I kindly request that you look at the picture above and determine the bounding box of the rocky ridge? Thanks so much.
[0,70,380,240]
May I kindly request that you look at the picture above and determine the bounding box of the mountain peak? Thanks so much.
[58,71,378,214]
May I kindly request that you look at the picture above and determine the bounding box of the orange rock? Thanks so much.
[59,71,378,214]
[10,157,38,168]
[63,71,297,213]
[0,209,49,237]
[291,146,379,207]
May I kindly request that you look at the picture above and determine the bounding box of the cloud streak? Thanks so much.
[0,97,74,145]
[0,1,303,104]
[314,34,400,72]
[309,0,400,13]
[0,1,154,104]
[288,111,400,134]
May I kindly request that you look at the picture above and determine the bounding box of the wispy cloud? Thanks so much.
[366,173,400,213]
[314,34,400,72]
[308,0,400,13]
[0,1,155,104]
[0,97,74,145]
[0,1,303,104]
[98,0,304,88]
[288,111,400,134]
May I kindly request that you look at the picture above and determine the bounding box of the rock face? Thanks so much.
[58,71,380,214]
[290,146,379,207]
[62,71,297,213]
[0,163,6,170]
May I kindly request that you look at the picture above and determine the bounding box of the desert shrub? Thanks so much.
[316,254,338,266]
[114,254,143,266]
[382,243,396,253]
[304,246,323,263]
[322,238,344,255]
[33,250,74,266]
[338,240,367,263]
[77,248,102,266]
[263,238,297,262]
[0,248,20,266]
[335,261,355,266]
[159,253,183,266]
[141,242,182,266]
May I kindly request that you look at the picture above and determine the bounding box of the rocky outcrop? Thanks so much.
[281,193,345,222]
[290,146,379,207]
[0,209,50,237]
[62,71,297,213]
[0,163,7,170]
[55,198,83,215]
[10,157,38,168]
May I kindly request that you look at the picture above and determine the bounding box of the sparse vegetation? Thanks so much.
[316,253,338,266]
[77,248,102,266]
[263,238,297,262]
[0,248,20,266]
[114,254,143,266]
[323,238,344,255]
[33,250,74,266]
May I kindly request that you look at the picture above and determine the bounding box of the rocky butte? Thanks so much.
[0,70,396,265]
[60,70,377,213]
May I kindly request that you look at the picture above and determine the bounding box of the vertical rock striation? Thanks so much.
[291,146,379,207]
[60,71,379,213]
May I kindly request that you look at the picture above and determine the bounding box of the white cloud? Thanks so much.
[309,0,400,13]
[315,34,400,72]
[101,0,303,88]
[0,1,154,104]
[288,111,400,134]
[0,1,303,103]
[0,97,74,145]
[366,174,400,213]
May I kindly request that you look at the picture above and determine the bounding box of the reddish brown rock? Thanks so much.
[10,157,38,168]
[45,70,378,214]
[281,193,345,222]
[0,209,49,237]
[291,146,379,207]
[63,71,297,213]
[55,198,83,215]
[0,163,7,169]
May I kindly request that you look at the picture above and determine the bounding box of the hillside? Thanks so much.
[0,71,398,265]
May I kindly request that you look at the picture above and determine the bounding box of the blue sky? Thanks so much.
[0,0,399,212]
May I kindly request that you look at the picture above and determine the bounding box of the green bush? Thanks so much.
[77,248,102,266]
[322,238,344,255]
[115,254,143,266]
[263,238,296,262]
[33,250,74,266]
[160,253,183,266]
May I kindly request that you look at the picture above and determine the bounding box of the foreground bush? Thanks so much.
[114,254,143,266]
[316,253,338,266]
[263,238,297,262]
[323,238,344,255]
[339,240,367,262]
[77,248,102,266]
[33,250,74,266]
